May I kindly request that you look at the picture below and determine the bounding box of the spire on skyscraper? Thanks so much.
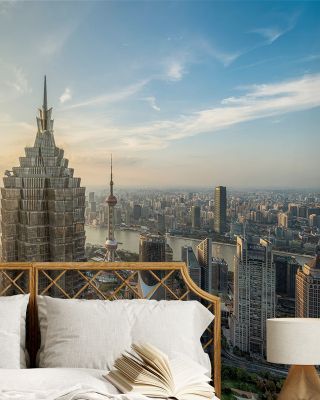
[43,75,48,112]
[110,153,114,196]
[36,75,54,134]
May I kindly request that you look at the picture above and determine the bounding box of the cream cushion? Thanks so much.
[0,294,29,368]
[37,297,213,370]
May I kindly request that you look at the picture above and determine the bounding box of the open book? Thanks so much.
[104,343,214,400]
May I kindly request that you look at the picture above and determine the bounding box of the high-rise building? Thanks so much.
[214,186,227,234]
[288,203,298,217]
[138,233,166,298]
[157,213,166,233]
[104,156,118,262]
[191,205,201,228]
[277,212,288,228]
[98,204,107,225]
[141,205,150,219]
[274,254,300,298]
[212,258,228,294]
[231,236,276,357]
[297,205,307,218]
[274,254,299,317]
[1,77,85,262]
[307,207,320,217]
[296,246,320,318]
[114,208,122,226]
[133,204,142,221]
[165,243,173,262]
[309,214,320,228]
[197,238,212,293]
[181,246,201,299]
[125,208,132,225]
[181,246,201,286]
[90,201,97,213]
[88,192,95,203]
[139,233,166,262]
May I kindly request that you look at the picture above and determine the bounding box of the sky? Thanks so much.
[0,1,319,189]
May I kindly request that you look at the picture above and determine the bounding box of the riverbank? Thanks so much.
[85,225,313,269]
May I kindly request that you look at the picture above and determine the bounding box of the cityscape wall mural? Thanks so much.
[0,1,319,400]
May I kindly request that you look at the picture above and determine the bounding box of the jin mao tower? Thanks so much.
[1,77,86,262]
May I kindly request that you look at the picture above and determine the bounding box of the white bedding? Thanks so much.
[0,368,219,400]
[0,368,147,400]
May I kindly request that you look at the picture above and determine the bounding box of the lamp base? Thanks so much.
[278,365,320,400]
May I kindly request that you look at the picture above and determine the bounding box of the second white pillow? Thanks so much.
[37,296,213,370]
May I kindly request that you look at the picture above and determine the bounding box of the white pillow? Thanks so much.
[37,297,213,371]
[0,294,29,368]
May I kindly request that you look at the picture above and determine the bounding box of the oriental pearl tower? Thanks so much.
[104,155,118,261]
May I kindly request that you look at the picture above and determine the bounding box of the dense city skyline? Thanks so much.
[0,2,319,398]
[0,1,319,188]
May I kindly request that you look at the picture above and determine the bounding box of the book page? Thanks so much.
[170,356,214,399]
[133,343,174,391]
[104,343,214,400]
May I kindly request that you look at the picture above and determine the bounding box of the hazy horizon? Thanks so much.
[0,1,319,188]
[86,184,320,193]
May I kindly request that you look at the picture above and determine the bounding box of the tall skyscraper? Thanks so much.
[212,258,228,294]
[105,155,118,262]
[138,233,166,298]
[197,238,212,293]
[274,254,299,298]
[296,246,320,318]
[114,208,122,226]
[214,186,227,234]
[191,205,201,228]
[157,213,166,233]
[231,236,276,357]
[309,214,320,228]
[181,245,201,292]
[165,243,173,262]
[288,203,298,217]
[133,204,142,221]
[1,77,85,262]
[88,192,95,202]
[139,233,166,262]
[277,212,288,228]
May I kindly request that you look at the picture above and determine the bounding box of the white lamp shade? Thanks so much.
[267,318,320,365]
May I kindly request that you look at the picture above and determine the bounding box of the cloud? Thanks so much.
[251,11,299,45]
[298,54,320,63]
[7,73,316,187]
[143,96,160,111]
[38,8,90,57]
[5,67,30,94]
[64,79,149,110]
[55,74,320,153]
[251,27,284,44]
[198,38,241,66]
[117,73,320,149]
[59,87,72,104]
[166,61,185,81]
[40,26,75,56]
[194,12,300,69]
[0,63,31,101]
[38,73,320,158]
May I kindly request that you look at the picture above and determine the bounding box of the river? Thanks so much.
[85,226,313,270]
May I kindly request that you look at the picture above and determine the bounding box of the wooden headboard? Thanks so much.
[0,262,221,397]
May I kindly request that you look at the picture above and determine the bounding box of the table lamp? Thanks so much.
[267,318,320,400]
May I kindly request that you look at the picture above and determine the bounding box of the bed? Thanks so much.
[0,262,221,399]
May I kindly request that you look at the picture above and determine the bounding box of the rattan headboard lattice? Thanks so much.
[0,262,221,397]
